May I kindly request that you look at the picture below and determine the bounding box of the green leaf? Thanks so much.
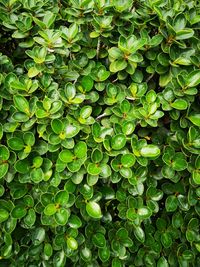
[0,164,9,179]
[116,228,128,239]
[188,114,200,126]
[0,185,5,197]
[14,159,30,174]
[81,76,94,92]
[172,212,184,228]
[80,106,92,119]
[74,141,87,158]
[0,209,9,223]
[12,112,29,122]
[172,153,187,171]
[92,233,106,248]
[67,159,82,173]
[65,83,76,100]
[23,132,35,146]
[32,227,45,245]
[24,208,36,227]
[10,79,26,91]
[159,72,171,87]
[140,145,160,158]
[36,109,49,118]
[98,246,110,262]
[33,156,43,168]
[11,205,27,219]
[112,258,123,267]
[119,167,132,178]
[162,165,175,179]
[149,34,163,46]
[100,163,112,178]
[28,67,40,78]
[176,29,194,40]
[86,201,102,219]
[44,204,57,216]
[134,226,145,243]
[111,134,126,150]
[137,207,152,219]
[54,190,69,205]
[8,137,24,151]
[80,247,92,262]
[68,23,79,40]
[157,256,169,267]
[161,232,172,248]
[192,171,200,185]
[87,163,101,175]
[54,208,69,225]
[91,149,103,163]
[51,119,63,134]
[68,215,82,228]
[110,59,127,72]
[13,95,30,115]
[0,145,10,160]
[187,70,200,87]
[44,243,53,257]
[165,195,178,212]
[31,168,44,183]
[90,31,100,38]
[126,208,137,221]
[59,150,73,163]
[121,154,136,167]
[171,99,188,110]
[53,250,66,267]
[67,237,78,250]
[173,14,186,31]
[43,11,56,28]
[65,124,80,138]
[108,47,123,59]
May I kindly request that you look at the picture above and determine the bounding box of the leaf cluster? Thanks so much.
[0,0,200,266]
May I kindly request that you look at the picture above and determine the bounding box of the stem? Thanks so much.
[126,97,136,100]
[96,37,101,60]
[146,73,154,83]
[112,78,118,83]
[96,113,107,120]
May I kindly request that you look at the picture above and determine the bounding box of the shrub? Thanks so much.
[0,0,200,266]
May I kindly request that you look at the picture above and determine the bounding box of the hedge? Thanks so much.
[0,0,200,266]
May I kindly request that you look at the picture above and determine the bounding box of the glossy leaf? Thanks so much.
[86,201,102,219]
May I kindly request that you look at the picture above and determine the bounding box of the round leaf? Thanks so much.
[86,201,102,219]
[140,145,160,158]
[0,209,9,223]
[74,141,87,158]
[59,150,73,163]
[7,137,24,151]
[67,237,78,250]
[54,208,70,225]
[111,134,126,150]
[54,190,69,205]
[121,154,136,167]
[44,204,57,216]
[171,99,188,110]
[165,195,178,212]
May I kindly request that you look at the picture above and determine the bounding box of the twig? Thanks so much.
[112,78,118,83]
[146,73,154,83]
[96,113,107,120]
[126,97,136,100]
[96,37,101,60]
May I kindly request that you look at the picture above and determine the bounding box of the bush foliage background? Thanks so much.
[0,0,200,266]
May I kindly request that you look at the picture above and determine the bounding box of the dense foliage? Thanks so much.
[0,0,200,266]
